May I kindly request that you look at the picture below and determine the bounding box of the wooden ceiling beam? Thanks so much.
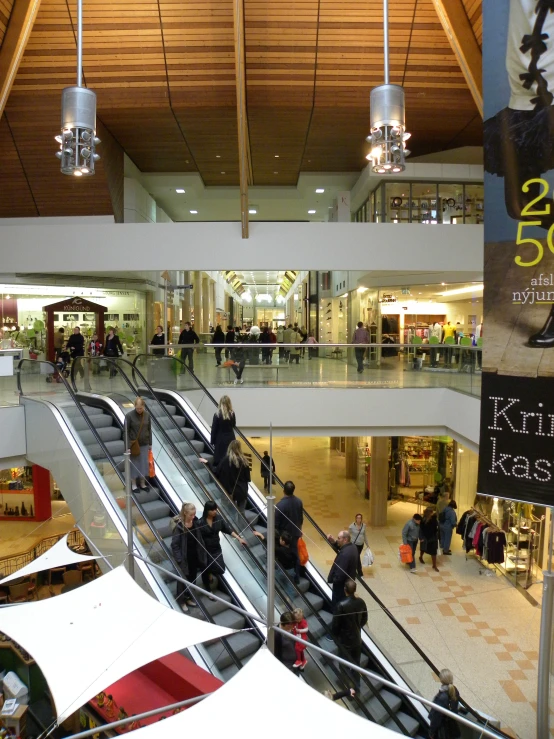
[430,0,482,117]
[233,0,252,238]
[0,0,42,120]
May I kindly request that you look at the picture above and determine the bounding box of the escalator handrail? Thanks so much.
[114,360,420,732]
[133,353,509,733]
[68,364,262,674]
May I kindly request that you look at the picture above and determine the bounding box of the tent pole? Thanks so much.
[266,422,275,653]
[124,450,135,580]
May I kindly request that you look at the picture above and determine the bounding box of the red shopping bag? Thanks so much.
[399,544,413,564]
[297,537,309,566]
[148,449,155,478]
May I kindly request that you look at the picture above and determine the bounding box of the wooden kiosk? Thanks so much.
[44,297,106,362]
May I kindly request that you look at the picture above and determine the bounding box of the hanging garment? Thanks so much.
[486,531,507,564]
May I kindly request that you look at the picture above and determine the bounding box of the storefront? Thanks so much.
[0,464,54,521]
[0,286,147,362]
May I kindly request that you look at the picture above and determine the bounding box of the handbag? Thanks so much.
[130,413,145,457]
[297,537,309,566]
[148,448,155,478]
[399,544,413,564]
[362,547,374,567]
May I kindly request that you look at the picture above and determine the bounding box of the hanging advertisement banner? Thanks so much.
[478,1,554,505]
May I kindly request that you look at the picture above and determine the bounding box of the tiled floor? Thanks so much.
[0,501,75,559]
[247,436,544,739]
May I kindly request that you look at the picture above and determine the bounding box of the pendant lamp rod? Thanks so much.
[77,0,83,87]
[383,0,389,85]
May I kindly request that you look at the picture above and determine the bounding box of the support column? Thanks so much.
[193,271,203,333]
[146,291,154,345]
[369,437,389,527]
[32,465,52,521]
[182,271,192,324]
[202,276,210,333]
[345,437,357,480]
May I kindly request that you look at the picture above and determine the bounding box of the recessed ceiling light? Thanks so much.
[175,188,185,194]
[249,209,257,214]
[315,188,324,194]
[221,171,226,174]
[308,209,316,214]
[216,155,221,159]
[274,171,278,174]
[274,155,279,158]
[190,210,198,214]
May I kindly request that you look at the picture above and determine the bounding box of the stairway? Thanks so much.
[142,390,424,736]
[59,399,263,682]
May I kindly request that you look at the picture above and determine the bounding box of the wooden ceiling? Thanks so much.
[0,0,482,217]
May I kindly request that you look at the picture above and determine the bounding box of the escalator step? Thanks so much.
[208,608,246,631]
[205,632,260,670]
[296,577,310,593]
[383,711,421,737]
[294,591,324,613]
[244,510,258,525]
[135,489,161,505]
[218,652,255,683]
[141,500,171,521]
[195,591,232,617]
[151,516,175,539]
[79,427,122,445]
[71,414,114,432]
[363,689,403,724]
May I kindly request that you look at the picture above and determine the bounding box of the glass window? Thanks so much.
[384,182,410,223]
[411,182,438,224]
[464,184,484,224]
[370,191,375,222]
[438,183,464,225]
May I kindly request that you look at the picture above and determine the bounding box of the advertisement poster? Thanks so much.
[478,0,554,505]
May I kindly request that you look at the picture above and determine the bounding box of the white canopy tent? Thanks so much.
[0,533,100,585]
[0,566,234,721]
[124,647,400,738]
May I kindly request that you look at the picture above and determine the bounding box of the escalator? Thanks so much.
[17,359,265,682]
[68,356,429,737]
[128,353,512,739]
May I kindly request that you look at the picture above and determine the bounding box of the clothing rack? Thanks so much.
[465,507,502,577]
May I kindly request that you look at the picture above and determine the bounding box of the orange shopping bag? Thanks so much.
[148,448,155,478]
[399,544,413,564]
[297,537,309,566]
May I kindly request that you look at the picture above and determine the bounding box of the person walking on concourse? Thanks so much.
[402,513,422,572]
[178,321,200,373]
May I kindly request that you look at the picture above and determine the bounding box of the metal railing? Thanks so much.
[133,352,511,738]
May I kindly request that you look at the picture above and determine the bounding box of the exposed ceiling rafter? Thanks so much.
[431,0,483,118]
[0,0,42,120]
[233,0,252,238]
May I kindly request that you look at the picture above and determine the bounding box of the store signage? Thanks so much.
[478,1,554,506]
[380,294,396,304]
[60,298,98,312]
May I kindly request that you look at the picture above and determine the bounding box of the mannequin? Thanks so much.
[491,497,503,528]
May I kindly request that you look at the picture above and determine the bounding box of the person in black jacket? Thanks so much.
[275,481,303,556]
[170,502,207,612]
[104,327,124,378]
[66,327,85,378]
[230,342,246,385]
[198,501,247,597]
[419,506,440,572]
[210,395,236,465]
[150,325,165,357]
[212,325,225,366]
[178,321,200,373]
[428,669,461,739]
[275,531,300,596]
[326,530,359,614]
[224,325,235,360]
[260,450,275,491]
[208,440,251,514]
[331,579,368,690]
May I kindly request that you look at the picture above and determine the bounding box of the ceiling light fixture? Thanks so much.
[308,209,316,214]
[249,209,257,214]
[365,0,410,174]
[55,0,100,176]
[274,155,279,158]
[315,188,325,194]
[439,284,484,297]
[176,189,185,194]
[190,210,198,214]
